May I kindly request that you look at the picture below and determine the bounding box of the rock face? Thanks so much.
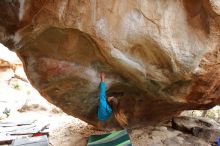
[0,0,220,129]
[172,116,220,144]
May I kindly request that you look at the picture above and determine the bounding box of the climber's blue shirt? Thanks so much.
[98,82,112,121]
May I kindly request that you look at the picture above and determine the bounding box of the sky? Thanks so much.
[0,43,21,63]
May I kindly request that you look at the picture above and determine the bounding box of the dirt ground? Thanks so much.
[1,109,212,146]
[1,110,212,146]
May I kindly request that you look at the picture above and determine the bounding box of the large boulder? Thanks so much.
[172,116,220,144]
[0,0,220,129]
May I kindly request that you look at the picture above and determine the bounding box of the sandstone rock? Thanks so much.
[172,116,220,143]
[192,127,220,143]
[129,124,211,146]
[172,116,220,131]
[0,0,220,129]
[181,106,220,123]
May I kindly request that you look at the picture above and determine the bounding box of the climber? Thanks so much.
[97,72,127,127]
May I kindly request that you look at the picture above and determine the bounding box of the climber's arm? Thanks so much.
[99,82,106,100]
[100,72,105,82]
[99,72,106,101]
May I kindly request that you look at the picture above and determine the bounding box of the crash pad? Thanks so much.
[87,130,131,146]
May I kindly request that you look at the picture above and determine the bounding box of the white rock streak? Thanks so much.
[58,0,68,20]
[18,0,26,21]
[110,47,145,75]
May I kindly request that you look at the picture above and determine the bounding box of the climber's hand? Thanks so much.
[100,72,105,82]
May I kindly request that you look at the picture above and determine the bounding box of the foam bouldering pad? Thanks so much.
[11,135,49,146]
[87,130,132,146]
